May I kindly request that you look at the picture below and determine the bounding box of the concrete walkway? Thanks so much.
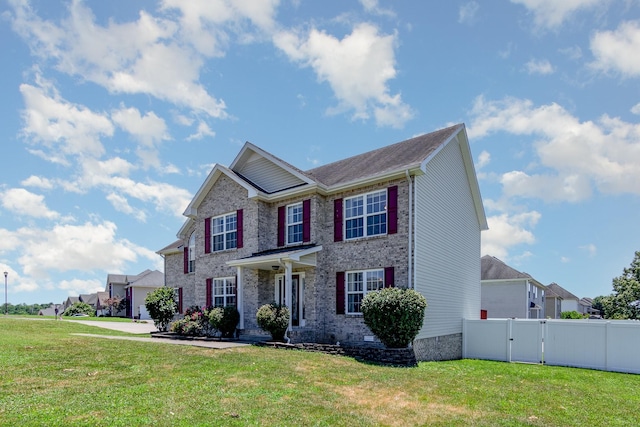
[67,320,250,349]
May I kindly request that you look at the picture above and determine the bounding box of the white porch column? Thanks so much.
[284,261,293,331]
[236,266,244,329]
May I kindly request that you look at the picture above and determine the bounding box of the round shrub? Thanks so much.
[218,306,240,338]
[207,307,224,333]
[63,302,94,317]
[256,303,290,341]
[361,287,427,348]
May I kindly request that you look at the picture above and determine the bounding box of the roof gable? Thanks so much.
[230,142,316,194]
[547,282,579,300]
[481,255,532,281]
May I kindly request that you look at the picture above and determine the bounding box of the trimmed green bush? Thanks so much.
[63,302,94,317]
[256,303,290,341]
[561,310,586,319]
[361,287,427,348]
[145,287,177,332]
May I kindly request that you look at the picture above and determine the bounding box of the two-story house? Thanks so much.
[157,124,487,361]
[481,255,547,319]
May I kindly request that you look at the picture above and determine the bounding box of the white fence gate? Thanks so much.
[462,318,640,374]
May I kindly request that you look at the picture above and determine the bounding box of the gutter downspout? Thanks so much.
[406,170,413,289]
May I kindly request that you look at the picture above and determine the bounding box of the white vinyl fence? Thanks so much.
[462,318,640,374]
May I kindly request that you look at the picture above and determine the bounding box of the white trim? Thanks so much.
[286,202,303,245]
[345,268,385,315]
[210,212,238,252]
[344,189,388,240]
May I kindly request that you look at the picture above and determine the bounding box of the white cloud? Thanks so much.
[510,0,605,29]
[459,1,480,25]
[559,46,582,60]
[186,121,216,141]
[274,23,413,128]
[359,0,396,17]
[58,278,104,295]
[481,211,541,259]
[524,58,555,75]
[469,96,640,201]
[15,221,139,279]
[20,82,113,161]
[580,243,597,257]
[106,193,147,222]
[10,1,227,119]
[632,103,640,115]
[476,150,491,170]
[561,256,570,263]
[1,188,59,219]
[590,20,640,77]
[21,175,54,190]
[111,106,169,147]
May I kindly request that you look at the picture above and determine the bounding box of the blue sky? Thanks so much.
[1,0,639,305]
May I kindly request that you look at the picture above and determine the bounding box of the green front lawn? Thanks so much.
[0,318,638,426]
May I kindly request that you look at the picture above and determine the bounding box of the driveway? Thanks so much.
[65,319,159,334]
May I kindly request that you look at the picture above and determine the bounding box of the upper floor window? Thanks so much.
[188,232,196,273]
[212,212,237,252]
[346,269,384,314]
[345,190,387,239]
[287,203,303,244]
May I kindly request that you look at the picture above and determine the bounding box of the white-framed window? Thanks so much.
[345,190,387,240]
[346,269,384,314]
[212,212,237,252]
[188,232,196,273]
[213,277,236,307]
[287,202,303,244]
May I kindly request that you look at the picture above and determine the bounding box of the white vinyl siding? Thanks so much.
[235,155,305,193]
[414,135,482,339]
[481,280,528,318]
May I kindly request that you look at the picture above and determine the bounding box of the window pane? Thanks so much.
[348,294,362,313]
[366,213,387,236]
[213,235,224,251]
[226,231,237,249]
[347,272,363,292]
[345,217,363,239]
[225,214,237,232]
[214,297,224,307]
[288,224,303,244]
[345,197,363,218]
[367,270,384,291]
[367,191,386,214]
[213,217,224,234]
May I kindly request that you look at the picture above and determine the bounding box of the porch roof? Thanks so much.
[226,244,322,270]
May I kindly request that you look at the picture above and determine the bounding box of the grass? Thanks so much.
[1,318,639,426]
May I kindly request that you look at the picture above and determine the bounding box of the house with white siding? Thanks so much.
[157,124,487,361]
[481,255,547,319]
[105,269,164,318]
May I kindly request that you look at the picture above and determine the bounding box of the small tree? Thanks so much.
[104,297,122,316]
[561,310,585,319]
[256,303,289,341]
[144,287,177,332]
[64,302,94,317]
[361,287,427,348]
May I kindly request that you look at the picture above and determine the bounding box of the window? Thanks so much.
[346,269,384,314]
[345,190,387,239]
[188,232,196,273]
[213,278,236,307]
[287,203,303,244]
[212,212,237,252]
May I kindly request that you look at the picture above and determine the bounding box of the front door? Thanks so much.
[276,274,304,327]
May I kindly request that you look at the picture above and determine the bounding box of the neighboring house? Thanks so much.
[95,291,110,317]
[38,304,63,316]
[79,293,97,309]
[547,283,581,314]
[481,255,546,319]
[544,287,563,319]
[105,270,164,318]
[157,124,487,361]
[63,296,79,311]
[580,297,599,316]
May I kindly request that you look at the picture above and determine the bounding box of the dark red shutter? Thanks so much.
[183,247,189,274]
[236,209,243,248]
[385,266,395,288]
[277,206,286,246]
[336,271,345,314]
[334,198,343,242]
[388,186,398,235]
[302,199,311,242]
[178,288,183,314]
[204,218,211,254]
[206,278,212,308]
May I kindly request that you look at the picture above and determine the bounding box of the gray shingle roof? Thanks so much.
[481,255,532,280]
[547,283,579,301]
[305,124,462,187]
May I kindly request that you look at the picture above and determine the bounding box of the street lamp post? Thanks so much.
[4,272,7,316]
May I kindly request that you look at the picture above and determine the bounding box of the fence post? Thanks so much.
[507,318,513,363]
